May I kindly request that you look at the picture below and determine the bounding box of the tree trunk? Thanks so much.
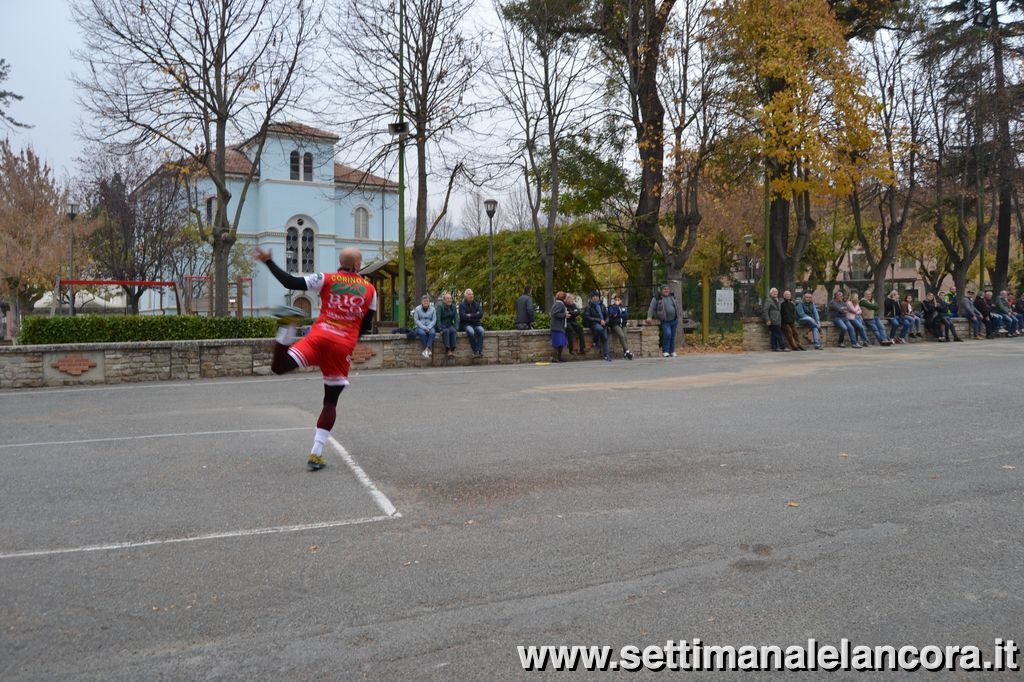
[212,232,231,317]
[991,6,1012,294]
[413,136,429,299]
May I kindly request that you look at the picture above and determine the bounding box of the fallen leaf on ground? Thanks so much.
[786,501,800,508]
[1002,465,1017,470]
[308,545,319,553]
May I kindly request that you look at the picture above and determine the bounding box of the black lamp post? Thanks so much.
[66,201,79,316]
[743,234,753,282]
[484,198,497,314]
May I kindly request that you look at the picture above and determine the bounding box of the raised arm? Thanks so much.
[252,247,307,291]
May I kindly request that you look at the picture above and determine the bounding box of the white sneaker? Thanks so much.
[663,352,670,357]
[421,349,429,358]
[427,348,432,357]
[671,352,677,357]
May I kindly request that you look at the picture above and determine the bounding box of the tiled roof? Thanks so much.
[334,163,399,189]
[266,121,340,141]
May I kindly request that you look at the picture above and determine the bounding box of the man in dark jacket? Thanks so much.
[515,286,536,330]
[584,290,611,361]
[974,291,996,338]
[646,284,681,357]
[828,291,860,348]
[995,290,1019,336]
[459,289,486,357]
[779,290,805,351]
[958,290,983,339]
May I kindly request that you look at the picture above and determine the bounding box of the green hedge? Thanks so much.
[19,315,278,345]
[483,313,552,331]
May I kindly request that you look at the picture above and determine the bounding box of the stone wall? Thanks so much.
[0,325,661,389]
[742,317,975,351]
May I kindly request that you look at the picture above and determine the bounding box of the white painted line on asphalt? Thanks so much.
[328,436,401,518]
[0,427,309,450]
[0,515,393,560]
[0,375,314,396]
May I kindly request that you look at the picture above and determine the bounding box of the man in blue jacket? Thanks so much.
[794,292,823,350]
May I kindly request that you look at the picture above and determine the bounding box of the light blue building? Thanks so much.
[141,122,399,318]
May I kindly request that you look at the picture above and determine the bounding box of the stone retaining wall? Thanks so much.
[0,325,661,389]
[742,317,975,351]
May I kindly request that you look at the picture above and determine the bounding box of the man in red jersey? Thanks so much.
[252,245,377,470]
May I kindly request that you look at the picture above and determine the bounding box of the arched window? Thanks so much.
[301,228,315,272]
[303,152,313,182]
[285,227,299,271]
[289,151,300,180]
[354,207,369,239]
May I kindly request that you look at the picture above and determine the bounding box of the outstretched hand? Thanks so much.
[252,246,272,263]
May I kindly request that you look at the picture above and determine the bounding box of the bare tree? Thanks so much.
[658,0,723,305]
[330,0,482,298]
[850,11,926,302]
[491,0,603,310]
[72,0,321,315]
[76,148,191,313]
[0,59,31,130]
[461,190,486,238]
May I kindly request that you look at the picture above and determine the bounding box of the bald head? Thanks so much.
[339,247,362,272]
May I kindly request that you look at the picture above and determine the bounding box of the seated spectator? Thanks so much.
[846,292,871,347]
[550,291,568,362]
[763,287,786,351]
[459,289,486,357]
[1012,292,1024,332]
[780,290,806,351]
[437,292,460,358]
[942,287,958,319]
[859,290,892,346]
[958,289,983,339]
[922,292,961,342]
[795,292,823,350]
[885,290,912,343]
[902,294,923,338]
[974,290,996,338]
[935,294,962,341]
[585,290,611,361]
[515,286,536,330]
[607,293,634,359]
[412,294,436,358]
[564,294,586,355]
[995,290,1020,336]
[828,290,860,348]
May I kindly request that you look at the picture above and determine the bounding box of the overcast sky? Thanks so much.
[1,0,82,179]
[0,0,527,229]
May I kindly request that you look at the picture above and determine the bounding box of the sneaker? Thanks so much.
[624,350,634,360]
[671,352,677,357]
[421,349,429,358]
[814,345,823,350]
[663,352,670,357]
[604,354,611,361]
[272,304,305,326]
[307,453,326,471]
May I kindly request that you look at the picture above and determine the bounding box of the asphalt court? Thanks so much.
[0,410,397,559]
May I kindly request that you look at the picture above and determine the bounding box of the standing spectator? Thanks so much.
[763,287,786,351]
[885,290,912,343]
[550,291,568,362]
[795,292,823,350]
[437,292,460,358]
[828,291,860,348]
[564,294,586,355]
[902,294,923,338]
[607,293,634,359]
[958,289,983,339]
[459,289,486,357]
[646,283,680,357]
[412,294,436,358]
[922,292,961,342]
[515,286,536,330]
[995,290,1019,336]
[780,290,806,351]
[846,292,871,347]
[585,290,611,361]
[860,290,892,346]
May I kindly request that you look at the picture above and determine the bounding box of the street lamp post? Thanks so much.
[484,199,497,314]
[66,202,79,316]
